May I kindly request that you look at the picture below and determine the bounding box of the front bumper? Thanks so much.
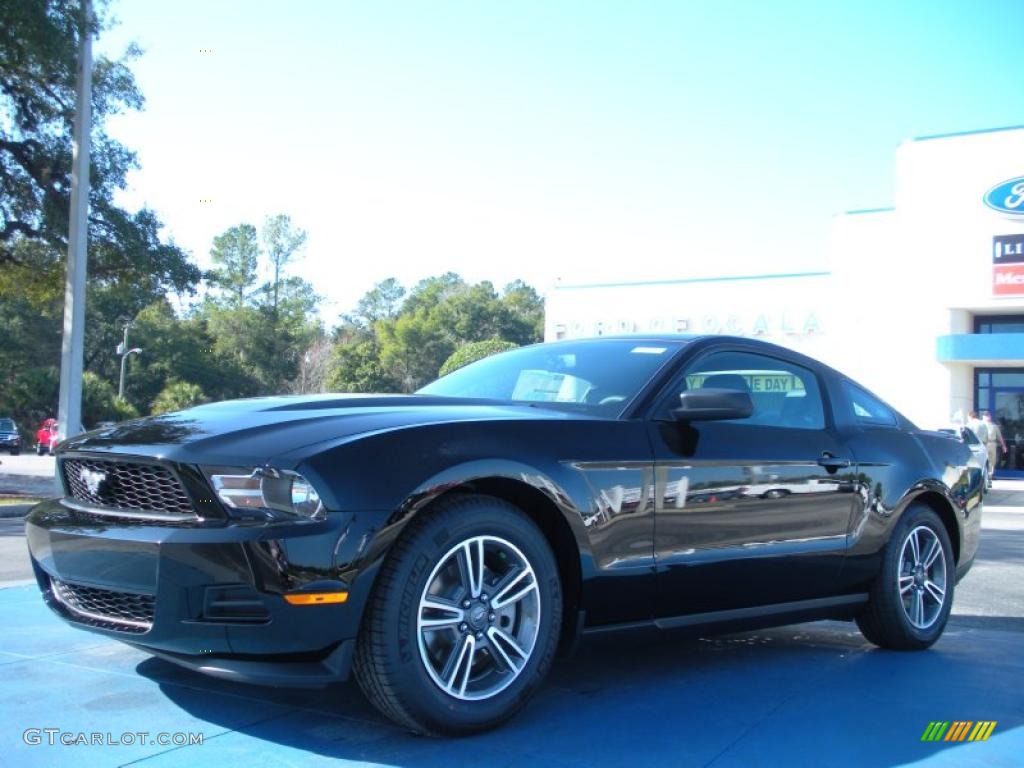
[25,498,381,686]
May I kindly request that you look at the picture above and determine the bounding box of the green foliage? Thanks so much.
[151,379,207,415]
[327,275,544,393]
[343,277,405,329]
[325,338,400,393]
[82,372,138,425]
[439,340,519,377]
[378,309,456,391]
[0,0,200,431]
[0,0,194,287]
[210,224,258,308]
[198,216,322,394]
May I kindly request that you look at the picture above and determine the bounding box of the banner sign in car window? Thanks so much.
[993,234,1024,296]
[687,372,806,393]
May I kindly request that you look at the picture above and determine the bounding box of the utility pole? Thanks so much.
[57,0,93,441]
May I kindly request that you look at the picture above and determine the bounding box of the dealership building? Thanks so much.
[545,125,1024,478]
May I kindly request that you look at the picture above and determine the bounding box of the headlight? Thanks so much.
[208,467,324,520]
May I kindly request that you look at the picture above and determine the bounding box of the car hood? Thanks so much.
[59,394,577,467]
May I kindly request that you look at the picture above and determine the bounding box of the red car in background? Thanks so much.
[35,419,58,456]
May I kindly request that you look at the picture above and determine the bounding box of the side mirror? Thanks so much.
[671,388,754,422]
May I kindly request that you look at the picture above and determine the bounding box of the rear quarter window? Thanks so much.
[843,381,898,427]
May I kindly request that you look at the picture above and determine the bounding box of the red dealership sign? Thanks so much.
[994,264,1024,296]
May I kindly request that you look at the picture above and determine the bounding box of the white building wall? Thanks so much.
[545,126,1024,431]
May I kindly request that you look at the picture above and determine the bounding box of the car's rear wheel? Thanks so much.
[354,493,562,736]
[857,503,954,650]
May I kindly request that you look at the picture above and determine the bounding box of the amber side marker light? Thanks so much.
[284,592,348,606]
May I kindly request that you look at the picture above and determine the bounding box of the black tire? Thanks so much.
[857,504,954,650]
[10,449,19,456]
[354,493,562,736]
[36,445,44,456]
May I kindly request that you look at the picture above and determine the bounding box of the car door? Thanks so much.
[646,346,857,619]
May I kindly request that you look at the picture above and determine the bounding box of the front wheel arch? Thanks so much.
[408,477,583,657]
[353,492,563,735]
[382,461,587,655]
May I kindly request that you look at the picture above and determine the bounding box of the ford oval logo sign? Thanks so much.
[984,176,1024,216]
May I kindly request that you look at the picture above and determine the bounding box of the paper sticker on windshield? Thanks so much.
[631,346,667,354]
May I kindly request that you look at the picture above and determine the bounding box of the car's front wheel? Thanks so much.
[857,503,954,650]
[354,494,562,736]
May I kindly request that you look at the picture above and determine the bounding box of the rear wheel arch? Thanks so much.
[902,490,960,565]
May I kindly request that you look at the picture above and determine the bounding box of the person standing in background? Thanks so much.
[981,411,1006,474]
[966,411,988,444]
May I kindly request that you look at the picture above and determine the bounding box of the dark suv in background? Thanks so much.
[0,418,21,455]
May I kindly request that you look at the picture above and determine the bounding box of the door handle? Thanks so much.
[818,453,851,471]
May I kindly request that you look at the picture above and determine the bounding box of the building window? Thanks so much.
[974,314,1024,334]
[974,368,1024,475]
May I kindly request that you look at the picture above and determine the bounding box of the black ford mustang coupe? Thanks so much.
[26,336,982,735]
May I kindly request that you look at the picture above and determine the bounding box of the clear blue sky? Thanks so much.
[97,0,1024,322]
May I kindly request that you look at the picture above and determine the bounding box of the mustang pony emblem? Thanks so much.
[80,468,107,496]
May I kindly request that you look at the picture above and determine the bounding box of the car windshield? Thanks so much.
[418,339,686,413]
[0,419,15,432]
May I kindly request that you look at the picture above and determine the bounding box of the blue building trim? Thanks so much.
[843,207,895,216]
[936,333,1024,362]
[555,271,831,291]
[910,124,1024,143]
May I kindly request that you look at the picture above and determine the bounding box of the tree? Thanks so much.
[151,379,207,415]
[0,0,195,284]
[261,214,307,320]
[343,277,405,329]
[439,340,518,377]
[325,338,400,393]
[0,1,201,430]
[292,337,333,394]
[378,309,455,392]
[126,299,260,412]
[327,274,546,394]
[499,279,545,343]
[82,371,137,425]
[209,224,258,308]
[402,272,466,315]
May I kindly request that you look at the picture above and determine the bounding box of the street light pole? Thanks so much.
[117,322,142,399]
[56,0,93,441]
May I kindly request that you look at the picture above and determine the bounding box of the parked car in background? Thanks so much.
[25,336,983,736]
[35,419,59,456]
[0,418,22,455]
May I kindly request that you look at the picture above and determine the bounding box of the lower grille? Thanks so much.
[50,578,155,634]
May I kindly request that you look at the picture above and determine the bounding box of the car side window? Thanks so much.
[843,381,898,426]
[667,350,826,429]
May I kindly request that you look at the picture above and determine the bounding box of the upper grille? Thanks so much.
[50,578,154,633]
[62,457,195,518]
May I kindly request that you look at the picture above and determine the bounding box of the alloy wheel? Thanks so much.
[417,535,541,701]
[897,525,947,629]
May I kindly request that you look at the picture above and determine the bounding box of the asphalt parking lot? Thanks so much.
[0,486,1021,767]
